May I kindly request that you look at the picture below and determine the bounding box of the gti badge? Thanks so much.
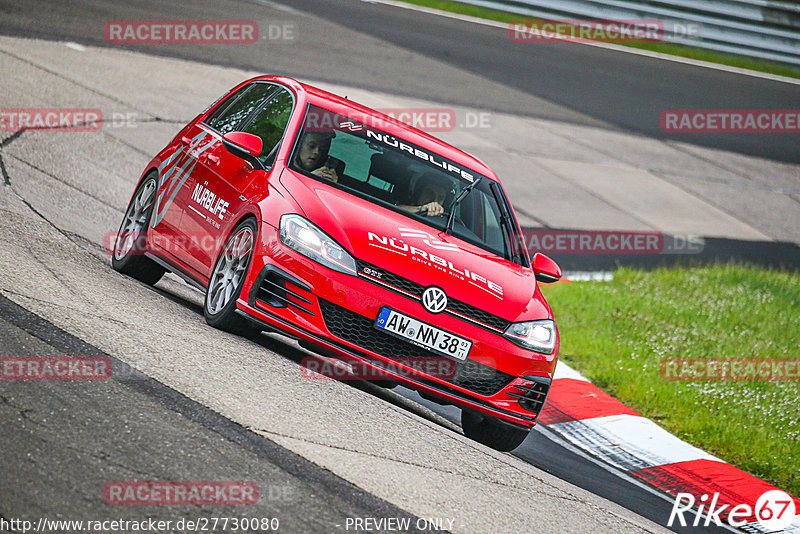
[422,286,448,314]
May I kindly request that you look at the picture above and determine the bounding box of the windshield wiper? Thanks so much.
[445,177,483,234]
[489,181,523,265]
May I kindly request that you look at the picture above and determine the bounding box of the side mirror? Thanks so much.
[221,132,265,170]
[532,252,561,283]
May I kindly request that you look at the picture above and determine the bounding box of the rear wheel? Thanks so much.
[461,410,530,452]
[204,218,260,335]
[111,172,166,285]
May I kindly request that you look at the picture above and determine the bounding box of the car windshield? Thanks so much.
[289,105,527,265]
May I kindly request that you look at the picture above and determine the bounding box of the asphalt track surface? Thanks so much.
[0,0,796,533]
[0,291,723,534]
[0,294,426,533]
[0,0,798,163]
[397,387,727,534]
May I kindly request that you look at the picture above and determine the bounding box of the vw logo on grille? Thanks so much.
[421,286,448,314]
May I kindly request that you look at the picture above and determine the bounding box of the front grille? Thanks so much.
[356,259,510,332]
[507,376,551,415]
[319,299,514,396]
[446,299,509,331]
[358,259,425,297]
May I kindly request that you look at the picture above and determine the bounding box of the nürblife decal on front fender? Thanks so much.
[367,231,504,299]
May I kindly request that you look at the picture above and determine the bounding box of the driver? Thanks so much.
[294,131,339,182]
[399,173,450,217]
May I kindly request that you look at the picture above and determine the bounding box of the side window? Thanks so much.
[205,83,276,135]
[241,89,294,167]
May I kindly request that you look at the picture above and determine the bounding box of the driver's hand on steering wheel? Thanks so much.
[418,202,444,217]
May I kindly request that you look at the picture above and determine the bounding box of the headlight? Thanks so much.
[279,215,357,276]
[503,319,556,354]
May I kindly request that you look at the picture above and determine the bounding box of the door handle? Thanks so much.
[206,154,220,165]
[180,136,192,146]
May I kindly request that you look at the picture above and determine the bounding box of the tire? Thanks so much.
[369,380,398,389]
[461,410,530,452]
[204,218,260,335]
[112,172,166,285]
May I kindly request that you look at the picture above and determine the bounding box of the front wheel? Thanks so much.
[461,410,530,452]
[204,218,260,335]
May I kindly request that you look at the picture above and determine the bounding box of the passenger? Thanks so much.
[399,173,450,217]
[295,131,340,182]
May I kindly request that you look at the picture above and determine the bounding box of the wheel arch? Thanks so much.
[228,211,261,237]
[211,211,261,270]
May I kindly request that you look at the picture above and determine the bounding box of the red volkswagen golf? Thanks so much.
[112,75,562,451]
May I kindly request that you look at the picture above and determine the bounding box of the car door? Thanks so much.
[149,125,217,259]
[182,83,294,275]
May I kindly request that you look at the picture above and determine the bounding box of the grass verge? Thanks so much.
[539,264,799,495]
[397,0,800,79]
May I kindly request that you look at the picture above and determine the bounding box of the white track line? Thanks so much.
[553,360,591,381]
[360,0,800,86]
[549,414,721,470]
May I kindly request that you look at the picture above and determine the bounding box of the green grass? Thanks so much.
[399,0,800,79]
[539,264,800,495]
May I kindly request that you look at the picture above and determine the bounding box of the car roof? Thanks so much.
[257,75,500,182]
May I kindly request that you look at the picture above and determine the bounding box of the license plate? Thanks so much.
[375,307,472,361]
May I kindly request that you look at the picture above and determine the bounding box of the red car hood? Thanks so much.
[279,169,551,322]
